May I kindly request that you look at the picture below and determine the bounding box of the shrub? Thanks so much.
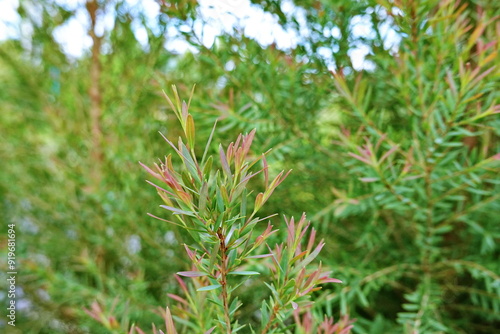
[323,1,500,332]
[86,87,352,333]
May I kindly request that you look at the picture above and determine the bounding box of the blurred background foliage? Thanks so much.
[0,0,499,333]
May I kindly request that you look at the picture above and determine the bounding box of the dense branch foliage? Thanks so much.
[1,0,498,333]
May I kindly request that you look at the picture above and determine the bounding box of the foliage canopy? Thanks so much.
[1,0,499,333]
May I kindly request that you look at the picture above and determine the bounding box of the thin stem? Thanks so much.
[261,303,280,334]
[86,0,104,189]
[218,231,232,334]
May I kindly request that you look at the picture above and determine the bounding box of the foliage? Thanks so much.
[134,88,345,333]
[1,1,186,332]
[165,0,500,332]
[326,1,500,332]
[1,0,499,333]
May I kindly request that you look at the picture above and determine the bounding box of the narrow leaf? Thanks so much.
[177,271,208,277]
[220,144,232,178]
[165,307,177,334]
[228,271,260,276]
[160,205,196,217]
[204,327,216,334]
[197,284,222,291]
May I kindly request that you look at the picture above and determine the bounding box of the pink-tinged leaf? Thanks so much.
[160,205,195,217]
[177,191,192,205]
[402,161,412,174]
[286,216,295,248]
[380,145,399,163]
[482,40,497,52]
[242,129,256,156]
[278,170,292,187]
[296,267,306,288]
[251,213,279,226]
[174,274,188,293]
[321,277,343,284]
[181,101,188,122]
[204,327,216,334]
[359,177,379,183]
[145,180,176,197]
[472,65,496,86]
[254,192,264,211]
[446,71,457,96]
[340,326,354,334]
[183,244,197,262]
[304,268,321,288]
[375,133,387,151]
[237,168,263,186]
[219,145,232,177]
[167,293,188,306]
[159,132,183,157]
[227,143,234,162]
[165,307,177,334]
[292,241,325,275]
[246,253,273,259]
[176,271,208,277]
[492,153,500,160]
[299,285,318,297]
[234,134,242,151]
[234,146,244,168]
[262,155,269,187]
[255,223,277,246]
[266,243,282,269]
[292,301,298,310]
[147,213,185,228]
[139,161,164,181]
[348,152,372,165]
[83,309,100,322]
[134,326,146,334]
[297,217,309,245]
[306,228,316,254]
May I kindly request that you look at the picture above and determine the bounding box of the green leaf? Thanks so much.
[197,284,222,291]
[199,182,209,215]
[203,155,213,177]
[160,205,196,217]
[179,140,200,183]
[260,301,269,328]
[290,241,325,275]
[201,121,218,166]
[177,271,208,277]
[228,271,260,276]
[208,241,220,273]
[186,114,195,148]
[229,297,242,316]
[216,187,225,213]
[219,144,233,183]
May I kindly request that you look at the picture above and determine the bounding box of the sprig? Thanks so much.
[137,87,345,333]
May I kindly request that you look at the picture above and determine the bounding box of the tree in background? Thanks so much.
[1,0,187,332]
[1,0,498,333]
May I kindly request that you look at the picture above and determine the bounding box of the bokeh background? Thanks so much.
[1,0,499,333]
